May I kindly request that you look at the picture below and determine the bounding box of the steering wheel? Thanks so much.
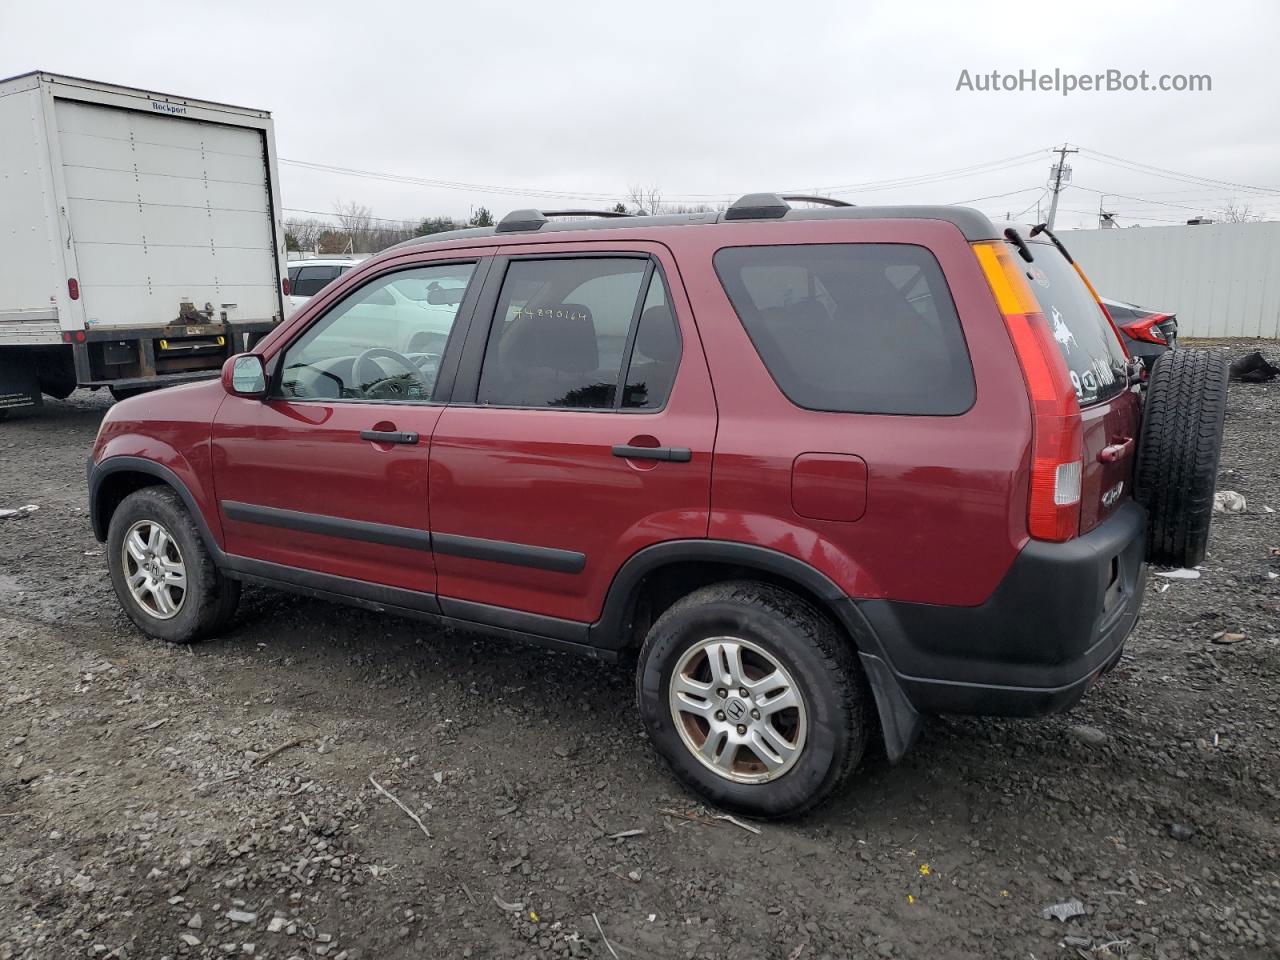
[353,347,425,400]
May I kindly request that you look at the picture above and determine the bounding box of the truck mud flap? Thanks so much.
[0,352,41,414]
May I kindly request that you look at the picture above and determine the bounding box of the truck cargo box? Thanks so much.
[0,72,287,412]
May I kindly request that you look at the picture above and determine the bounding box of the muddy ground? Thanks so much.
[1,343,1278,960]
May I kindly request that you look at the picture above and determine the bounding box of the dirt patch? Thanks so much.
[1,352,1278,959]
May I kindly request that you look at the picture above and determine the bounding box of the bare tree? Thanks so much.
[625,185,719,216]
[627,184,663,215]
[283,217,325,252]
[1216,200,1264,223]
[288,203,471,256]
[333,201,375,252]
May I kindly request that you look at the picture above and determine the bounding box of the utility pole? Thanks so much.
[1046,143,1078,230]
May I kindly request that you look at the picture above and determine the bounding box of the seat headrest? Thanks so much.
[503,302,598,374]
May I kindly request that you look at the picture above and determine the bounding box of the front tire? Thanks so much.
[636,581,870,818]
[107,487,239,642]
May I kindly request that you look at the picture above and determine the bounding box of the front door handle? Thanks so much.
[612,444,692,462]
[361,430,419,445]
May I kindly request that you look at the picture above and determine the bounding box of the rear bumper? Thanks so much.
[855,501,1147,717]
[70,320,278,388]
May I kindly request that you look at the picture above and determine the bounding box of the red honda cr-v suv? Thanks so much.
[89,195,1226,817]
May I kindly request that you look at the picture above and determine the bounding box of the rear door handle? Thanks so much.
[612,444,692,462]
[1098,437,1134,463]
[361,430,419,445]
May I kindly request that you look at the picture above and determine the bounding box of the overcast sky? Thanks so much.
[4,0,1279,230]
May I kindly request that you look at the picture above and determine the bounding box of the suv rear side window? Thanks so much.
[477,258,679,410]
[293,265,342,297]
[1024,246,1129,406]
[714,243,974,415]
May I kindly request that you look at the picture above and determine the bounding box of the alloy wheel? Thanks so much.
[121,519,187,620]
[668,636,808,784]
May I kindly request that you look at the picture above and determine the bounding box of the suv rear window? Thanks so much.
[1023,244,1128,406]
[293,265,343,297]
[714,244,974,415]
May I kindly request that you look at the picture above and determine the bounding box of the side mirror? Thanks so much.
[221,353,267,398]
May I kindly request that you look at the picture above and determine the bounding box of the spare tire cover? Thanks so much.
[1133,349,1229,568]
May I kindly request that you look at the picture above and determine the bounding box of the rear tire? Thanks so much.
[107,487,240,642]
[1134,349,1229,568]
[636,581,870,819]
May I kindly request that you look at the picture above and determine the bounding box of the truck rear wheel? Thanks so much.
[110,386,153,402]
[1134,349,1229,568]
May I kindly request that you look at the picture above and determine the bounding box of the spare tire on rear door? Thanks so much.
[1134,349,1229,568]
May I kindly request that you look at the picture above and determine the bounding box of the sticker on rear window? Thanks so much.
[1050,306,1077,353]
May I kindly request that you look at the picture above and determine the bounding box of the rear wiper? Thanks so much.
[1029,222,1074,263]
[1003,227,1035,263]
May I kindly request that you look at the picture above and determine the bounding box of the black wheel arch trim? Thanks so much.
[590,539,922,762]
[590,539,863,648]
[89,456,225,561]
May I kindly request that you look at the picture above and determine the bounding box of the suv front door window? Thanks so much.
[279,263,476,403]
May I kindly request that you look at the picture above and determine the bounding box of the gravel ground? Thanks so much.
[1,343,1278,960]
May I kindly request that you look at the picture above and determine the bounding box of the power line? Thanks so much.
[279,149,1057,206]
[813,150,1052,195]
[946,185,1044,205]
[1070,184,1217,214]
[284,206,427,225]
[1076,148,1280,196]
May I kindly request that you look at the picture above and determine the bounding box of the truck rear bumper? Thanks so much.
[70,320,277,387]
[855,501,1147,718]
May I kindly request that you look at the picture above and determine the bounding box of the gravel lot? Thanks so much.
[1,344,1278,960]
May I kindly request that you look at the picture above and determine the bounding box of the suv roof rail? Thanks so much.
[781,194,854,208]
[495,208,632,234]
[725,192,791,220]
[542,209,632,219]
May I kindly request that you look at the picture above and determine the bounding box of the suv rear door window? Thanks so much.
[1023,244,1128,406]
[714,243,974,415]
[477,258,679,410]
[292,265,342,297]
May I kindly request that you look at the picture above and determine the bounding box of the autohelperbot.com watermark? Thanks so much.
[955,68,1211,96]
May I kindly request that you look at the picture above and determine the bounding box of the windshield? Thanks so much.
[1021,243,1128,406]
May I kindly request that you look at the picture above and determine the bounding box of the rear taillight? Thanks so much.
[1123,314,1171,345]
[973,241,1083,542]
[282,276,291,297]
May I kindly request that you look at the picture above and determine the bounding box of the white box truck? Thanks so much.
[0,72,288,416]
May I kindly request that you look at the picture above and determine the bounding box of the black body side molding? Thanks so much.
[432,532,586,574]
[221,501,433,552]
